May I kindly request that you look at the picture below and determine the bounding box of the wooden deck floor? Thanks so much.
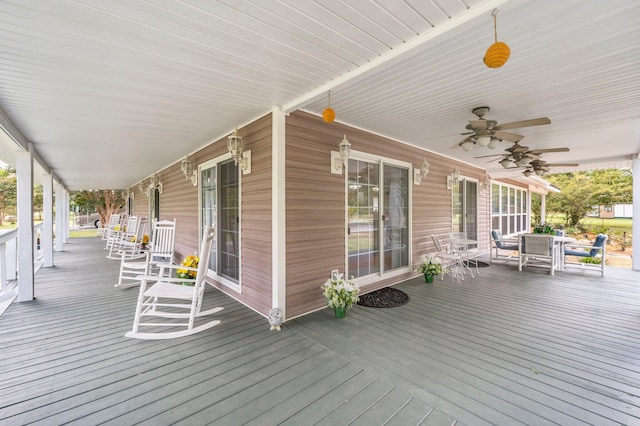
[1,237,639,425]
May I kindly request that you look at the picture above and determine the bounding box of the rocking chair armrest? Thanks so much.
[135,274,196,285]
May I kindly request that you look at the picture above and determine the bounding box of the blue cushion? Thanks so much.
[564,234,606,257]
[492,230,518,251]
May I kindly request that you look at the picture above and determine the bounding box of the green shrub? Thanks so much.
[581,257,601,265]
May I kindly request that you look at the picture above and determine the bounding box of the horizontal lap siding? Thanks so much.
[133,114,273,318]
[285,111,489,318]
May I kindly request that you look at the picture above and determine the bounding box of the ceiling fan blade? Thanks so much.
[543,163,579,167]
[468,119,488,130]
[528,147,569,154]
[474,153,505,159]
[495,117,551,130]
[493,130,524,142]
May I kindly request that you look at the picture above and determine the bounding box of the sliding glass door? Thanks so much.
[347,158,409,279]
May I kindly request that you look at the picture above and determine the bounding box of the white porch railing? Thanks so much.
[0,223,44,295]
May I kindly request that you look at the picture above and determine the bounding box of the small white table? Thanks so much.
[449,238,479,278]
[553,235,577,271]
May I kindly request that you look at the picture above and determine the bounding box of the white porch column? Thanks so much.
[16,147,35,301]
[271,107,286,319]
[633,157,639,271]
[54,182,64,252]
[62,189,69,243]
[42,174,54,267]
[540,194,547,223]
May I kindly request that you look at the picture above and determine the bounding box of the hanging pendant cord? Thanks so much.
[492,9,499,43]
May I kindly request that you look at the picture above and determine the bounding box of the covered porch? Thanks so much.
[1,236,639,425]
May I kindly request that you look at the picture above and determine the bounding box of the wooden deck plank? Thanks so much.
[1,237,640,425]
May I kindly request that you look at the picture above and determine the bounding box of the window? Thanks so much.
[491,183,528,235]
[200,157,240,291]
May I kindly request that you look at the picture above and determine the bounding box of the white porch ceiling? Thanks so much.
[0,0,638,190]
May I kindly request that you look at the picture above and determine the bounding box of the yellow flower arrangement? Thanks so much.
[141,234,149,249]
[177,255,199,284]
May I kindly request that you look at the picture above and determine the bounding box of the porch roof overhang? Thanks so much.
[0,0,638,191]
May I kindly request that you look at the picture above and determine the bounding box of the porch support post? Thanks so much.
[42,173,54,267]
[540,194,547,223]
[54,182,64,252]
[633,156,639,271]
[62,190,69,243]
[271,107,286,319]
[16,146,35,301]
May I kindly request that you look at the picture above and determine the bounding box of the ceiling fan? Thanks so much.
[476,143,569,168]
[521,159,579,177]
[451,106,551,151]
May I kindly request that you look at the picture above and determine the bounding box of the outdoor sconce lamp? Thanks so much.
[138,180,146,195]
[447,168,460,189]
[480,176,491,193]
[181,155,198,186]
[331,134,352,174]
[150,173,163,195]
[414,158,430,185]
[227,127,251,174]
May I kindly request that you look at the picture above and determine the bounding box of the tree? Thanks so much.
[545,168,632,228]
[71,190,125,227]
[0,167,17,225]
[33,184,43,220]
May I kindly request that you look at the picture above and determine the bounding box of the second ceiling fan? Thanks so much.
[451,106,551,151]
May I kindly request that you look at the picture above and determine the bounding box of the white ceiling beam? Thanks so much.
[282,0,511,113]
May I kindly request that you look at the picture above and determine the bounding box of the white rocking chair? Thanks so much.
[115,219,176,288]
[107,216,147,260]
[125,227,222,340]
[98,213,121,239]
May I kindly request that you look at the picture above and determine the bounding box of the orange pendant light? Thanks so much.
[322,91,335,123]
[484,9,510,68]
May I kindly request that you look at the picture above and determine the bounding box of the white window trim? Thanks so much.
[198,152,243,293]
[346,150,413,287]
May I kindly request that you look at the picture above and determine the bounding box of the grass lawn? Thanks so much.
[69,228,98,238]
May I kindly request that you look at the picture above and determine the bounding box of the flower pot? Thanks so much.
[424,274,434,283]
[333,307,347,319]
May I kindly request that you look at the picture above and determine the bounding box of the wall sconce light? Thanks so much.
[480,176,491,193]
[447,168,460,189]
[331,134,352,174]
[138,180,146,195]
[413,158,430,185]
[181,155,198,186]
[125,187,134,200]
[227,127,251,174]
[150,173,163,195]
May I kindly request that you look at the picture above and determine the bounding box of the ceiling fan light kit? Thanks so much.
[461,140,475,151]
[477,135,491,147]
[484,9,510,69]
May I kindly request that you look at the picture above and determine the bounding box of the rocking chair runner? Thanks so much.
[125,227,223,339]
[115,218,176,288]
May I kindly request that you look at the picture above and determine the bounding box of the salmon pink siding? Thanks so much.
[132,114,274,317]
[131,110,491,321]
[284,111,490,318]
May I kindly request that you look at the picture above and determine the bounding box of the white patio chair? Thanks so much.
[490,229,519,263]
[431,234,464,280]
[125,227,223,340]
[107,216,148,260]
[519,234,557,275]
[115,219,176,288]
[563,233,607,276]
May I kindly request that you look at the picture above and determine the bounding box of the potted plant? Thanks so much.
[533,223,554,234]
[321,273,360,318]
[177,255,199,285]
[417,254,445,283]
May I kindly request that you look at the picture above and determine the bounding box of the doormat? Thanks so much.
[463,261,490,268]
[357,287,409,308]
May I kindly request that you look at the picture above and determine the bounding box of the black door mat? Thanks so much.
[357,287,409,308]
